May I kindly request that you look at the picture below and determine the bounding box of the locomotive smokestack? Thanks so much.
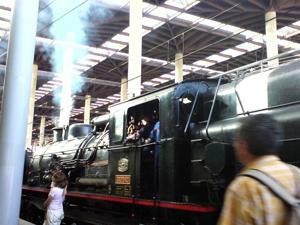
[52,127,64,142]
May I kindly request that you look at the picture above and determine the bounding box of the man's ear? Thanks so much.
[238,140,254,165]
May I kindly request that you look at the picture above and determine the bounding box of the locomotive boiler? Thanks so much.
[22,57,300,225]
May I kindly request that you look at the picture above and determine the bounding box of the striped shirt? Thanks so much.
[218,155,297,225]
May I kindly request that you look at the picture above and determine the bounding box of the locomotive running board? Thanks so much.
[22,186,218,213]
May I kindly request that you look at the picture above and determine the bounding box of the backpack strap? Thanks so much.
[287,164,300,198]
[241,169,300,207]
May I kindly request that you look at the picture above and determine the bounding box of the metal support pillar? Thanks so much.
[127,0,142,99]
[26,64,38,148]
[120,75,128,101]
[265,10,279,67]
[175,52,183,83]
[84,95,91,124]
[0,0,39,224]
[39,116,46,146]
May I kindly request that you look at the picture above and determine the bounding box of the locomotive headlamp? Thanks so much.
[181,97,192,104]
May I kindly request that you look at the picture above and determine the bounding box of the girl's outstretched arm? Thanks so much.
[43,195,53,209]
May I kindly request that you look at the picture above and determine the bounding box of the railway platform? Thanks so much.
[19,219,35,225]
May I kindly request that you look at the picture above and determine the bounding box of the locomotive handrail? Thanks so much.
[205,73,223,140]
[210,49,300,80]
[184,86,201,136]
[33,149,77,158]
[75,133,95,160]
[233,78,247,115]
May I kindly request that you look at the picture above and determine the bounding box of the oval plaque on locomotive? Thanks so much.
[118,158,129,172]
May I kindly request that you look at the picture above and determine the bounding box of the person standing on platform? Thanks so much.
[218,114,300,225]
[43,171,68,225]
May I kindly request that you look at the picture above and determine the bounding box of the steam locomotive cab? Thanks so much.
[105,79,234,203]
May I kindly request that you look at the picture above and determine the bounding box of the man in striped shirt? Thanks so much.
[218,114,299,225]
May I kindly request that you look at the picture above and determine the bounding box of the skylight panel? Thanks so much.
[0,0,13,8]
[143,81,155,86]
[149,6,179,19]
[177,13,199,23]
[122,27,130,34]
[43,84,57,88]
[48,81,61,85]
[107,96,119,100]
[96,98,110,103]
[183,65,193,71]
[192,60,215,67]
[152,78,167,83]
[36,90,49,94]
[293,21,300,26]
[237,42,261,52]
[85,53,106,61]
[278,26,300,38]
[0,30,5,37]
[142,27,152,35]
[102,41,126,50]
[0,20,10,30]
[142,2,157,13]
[240,30,258,39]
[147,58,167,65]
[91,103,103,107]
[278,39,300,49]
[164,0,198,9]
[164,0,187,8]
[112,34,129,43]
[36,36,52,45]
[142,17,162,28]
[0,9,10,20]
[39,87,53,91]
[183,71,189,76]
[198,19,221,28]
[142,56,152,63]
[219,24,241,33]
[72,108,83,112]
[161,74,175,79]
[53,76,61,81]
[207,54,228,63]
[221,48,244,57]
[78,59,98,67]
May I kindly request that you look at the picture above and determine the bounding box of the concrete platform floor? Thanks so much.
[19,219,35,225]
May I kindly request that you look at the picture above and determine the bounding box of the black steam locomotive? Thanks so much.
[22,58,300,225]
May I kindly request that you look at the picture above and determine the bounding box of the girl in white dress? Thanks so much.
[43,171,68,225]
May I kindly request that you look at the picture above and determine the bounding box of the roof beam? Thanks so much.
[0,64,120,87]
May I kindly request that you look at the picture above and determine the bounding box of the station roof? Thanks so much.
[0,0,299,140]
